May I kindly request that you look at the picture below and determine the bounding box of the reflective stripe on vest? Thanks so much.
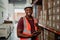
[20,17,38,40]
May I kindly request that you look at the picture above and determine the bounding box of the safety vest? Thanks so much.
[20,17,38,40]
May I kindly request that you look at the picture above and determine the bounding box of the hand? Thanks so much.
[32,31,39,37]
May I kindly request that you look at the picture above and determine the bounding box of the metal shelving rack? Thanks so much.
[32,0,60,40]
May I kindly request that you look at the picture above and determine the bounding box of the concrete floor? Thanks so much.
[8,23,20,40]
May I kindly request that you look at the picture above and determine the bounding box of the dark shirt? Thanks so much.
[17,17,37,40]
[17,17,24,33]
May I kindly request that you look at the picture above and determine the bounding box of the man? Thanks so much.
[17,4,41,40]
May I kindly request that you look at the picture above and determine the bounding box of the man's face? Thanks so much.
[25,7,33,16]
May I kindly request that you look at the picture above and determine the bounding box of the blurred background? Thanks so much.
[0,0,60,40]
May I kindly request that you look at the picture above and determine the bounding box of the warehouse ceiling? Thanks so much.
[8,0,27,9]
[8,0,42,9]
[8,0,26,4]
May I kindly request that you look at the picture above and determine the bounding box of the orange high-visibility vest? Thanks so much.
[20,17,38,40]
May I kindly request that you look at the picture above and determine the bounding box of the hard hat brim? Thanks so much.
[24,7,33,10]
